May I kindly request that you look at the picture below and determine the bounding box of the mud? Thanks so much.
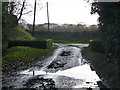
[23,76,56,89]
[2,43,107,89]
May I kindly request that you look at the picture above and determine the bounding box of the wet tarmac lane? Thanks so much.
[2,43,104,90]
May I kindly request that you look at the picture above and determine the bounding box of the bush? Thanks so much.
[89,40,105,52]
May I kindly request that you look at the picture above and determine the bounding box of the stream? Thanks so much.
[2,43,105,90]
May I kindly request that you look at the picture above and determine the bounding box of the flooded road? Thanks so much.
[2,43,102,89]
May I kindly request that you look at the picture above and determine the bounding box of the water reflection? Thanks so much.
[3,43,101,88]
[20,63,100,88]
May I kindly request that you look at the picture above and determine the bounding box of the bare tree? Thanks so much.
[17,0,26,22]
[8,0,28,23]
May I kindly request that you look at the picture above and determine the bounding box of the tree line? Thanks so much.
[27,23,98,32]
[91,2,120,65]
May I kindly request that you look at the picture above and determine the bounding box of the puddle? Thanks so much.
[60,51,71,56]
[3,43,101,89]
[19,63,100,88]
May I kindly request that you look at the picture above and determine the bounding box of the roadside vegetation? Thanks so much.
[2,45,56,75]
[2,2,57,76]
[9,27,35,40]
[82,46,118,88]
[31,30,101,44]
[2,27,57,75]
[27,22,100,44]
[89,2,119,89]
[3,46,56,64]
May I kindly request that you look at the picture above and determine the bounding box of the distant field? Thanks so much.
[30,30,101,43]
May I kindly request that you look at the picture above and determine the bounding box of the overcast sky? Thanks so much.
[21,0,99,25]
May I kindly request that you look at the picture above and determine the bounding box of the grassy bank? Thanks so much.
[82,47,119,89]
[32,31,101,44]
[2,46,57,74]
[9,27,35,40]
[3,46,57,64]
[3,27,35,52]
[2,27,57,75]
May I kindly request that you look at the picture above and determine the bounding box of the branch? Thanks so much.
[22,10,32,15]
[17,0,26,22]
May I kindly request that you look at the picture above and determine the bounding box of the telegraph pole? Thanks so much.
[32,0,37,37]
[46,2,50,38]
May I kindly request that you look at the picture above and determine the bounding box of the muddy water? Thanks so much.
[2,43,102,89]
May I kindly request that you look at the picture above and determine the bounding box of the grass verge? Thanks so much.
[82,47,119,89]
[2,46,57,75]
